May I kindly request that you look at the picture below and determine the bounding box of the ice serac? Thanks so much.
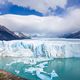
[0,40,80,58]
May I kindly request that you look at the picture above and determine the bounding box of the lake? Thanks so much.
[0,57,80,80]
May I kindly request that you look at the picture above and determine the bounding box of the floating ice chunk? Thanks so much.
[25,67,36,74]
[36,68,51,80]
[51,70,58,79]
[6,61,17,66]
[15,70,20,74]
[37,62,48,68]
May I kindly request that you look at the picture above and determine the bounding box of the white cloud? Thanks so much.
[0,8,80,35]
[7,0,67,14]
[0,0,5,4]
[0,0,8,5]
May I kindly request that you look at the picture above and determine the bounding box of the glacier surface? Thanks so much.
[0,39,80,58]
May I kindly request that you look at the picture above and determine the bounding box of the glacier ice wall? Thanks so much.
[0,40,80,58]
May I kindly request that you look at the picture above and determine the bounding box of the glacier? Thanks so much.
[0,39,80,58]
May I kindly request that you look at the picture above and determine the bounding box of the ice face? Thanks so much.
[0,40,80,58]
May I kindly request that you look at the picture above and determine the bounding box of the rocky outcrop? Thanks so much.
[0,70,28,80]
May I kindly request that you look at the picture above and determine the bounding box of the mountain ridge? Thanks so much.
[0,25,31,40]
[62,31,80,38]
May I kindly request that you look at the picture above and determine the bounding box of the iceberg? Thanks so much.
[0,39,80,58]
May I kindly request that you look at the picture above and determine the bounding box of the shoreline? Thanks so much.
[0,70,28,80]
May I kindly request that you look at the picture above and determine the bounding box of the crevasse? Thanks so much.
[0,40,80,58]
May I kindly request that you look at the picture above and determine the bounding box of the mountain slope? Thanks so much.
[62,31,80,38]
[0,25,30,40]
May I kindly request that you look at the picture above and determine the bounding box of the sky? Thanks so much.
[0,0,80,37]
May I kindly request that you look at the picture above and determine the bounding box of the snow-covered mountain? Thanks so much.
[0,25,31,40]
[14,32,31,39]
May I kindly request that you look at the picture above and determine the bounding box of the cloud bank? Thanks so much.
[8,0,67,15]
[0,8,80,35]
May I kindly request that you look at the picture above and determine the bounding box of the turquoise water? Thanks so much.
[0,57,80,80]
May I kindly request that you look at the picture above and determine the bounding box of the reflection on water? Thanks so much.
[45,58,80,80]
[0,57,80,80]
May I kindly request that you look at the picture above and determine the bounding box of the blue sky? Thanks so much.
[0,0,80,16]
[0,0,80,36]
[0,3,43,16]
